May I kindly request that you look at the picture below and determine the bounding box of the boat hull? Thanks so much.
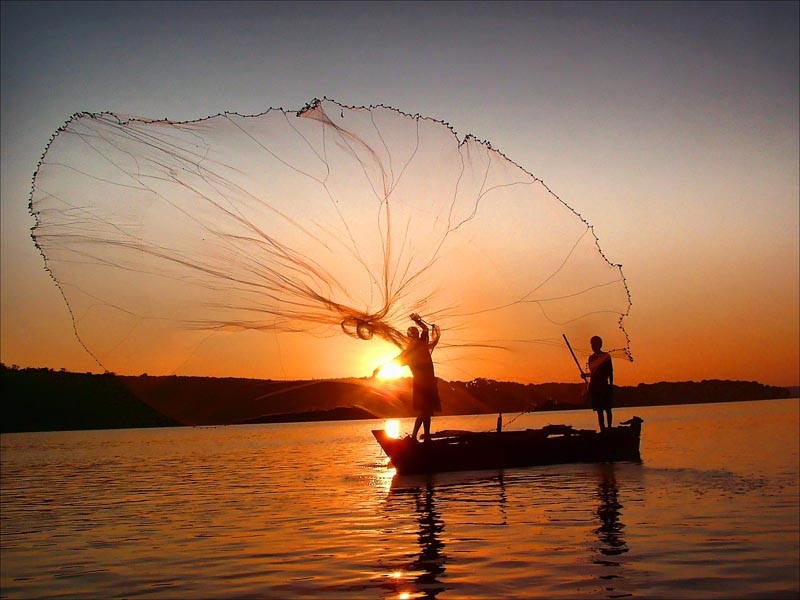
[372,418,643,475]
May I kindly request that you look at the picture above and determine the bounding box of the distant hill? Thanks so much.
[1,365,179,433]
[1,363,792,433]
[239,406,379,424]
[118,375,408,425]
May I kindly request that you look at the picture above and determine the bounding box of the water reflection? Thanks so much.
[382,470,509,598]
[496,471,508,527]
[593,462,630,598]
[411,483,446,597]
[384,478,447,598]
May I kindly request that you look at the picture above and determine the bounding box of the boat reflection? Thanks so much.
[379,464,634,598]
[593,462,630,597]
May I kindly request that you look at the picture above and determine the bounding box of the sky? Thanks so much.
[1,1,798,387]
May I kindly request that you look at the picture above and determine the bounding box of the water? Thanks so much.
[1,399,798,598]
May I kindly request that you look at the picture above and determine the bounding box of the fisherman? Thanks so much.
[581,335,614,431]
[374,313,441,442]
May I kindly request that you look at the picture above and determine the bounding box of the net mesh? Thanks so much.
[30,98,632,381]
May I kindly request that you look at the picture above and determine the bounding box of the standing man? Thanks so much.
[375,313,441,442]
[582,336,614,431]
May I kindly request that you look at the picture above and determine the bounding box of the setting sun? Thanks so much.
[376,362,408,380]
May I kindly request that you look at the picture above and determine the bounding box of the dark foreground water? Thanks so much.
[2,399,798,598]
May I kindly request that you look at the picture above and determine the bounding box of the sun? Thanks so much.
[362,342,412,379]
[375,362,407,380]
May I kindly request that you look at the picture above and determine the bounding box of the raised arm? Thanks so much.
[410,313,440,351]
[429,323,441,351]
[372,346,408,378]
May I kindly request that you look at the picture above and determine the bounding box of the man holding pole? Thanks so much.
[563,334,614,432]
[581,336,614,431]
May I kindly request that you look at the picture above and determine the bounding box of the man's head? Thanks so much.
[407,326,420,339]
[590,335,603,351]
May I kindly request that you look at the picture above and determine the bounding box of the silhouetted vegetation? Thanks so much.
[1,364,179,433]
[439,378,792,414]
[1,363,793,433]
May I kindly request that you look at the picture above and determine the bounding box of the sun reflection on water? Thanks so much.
[384,419,401,439]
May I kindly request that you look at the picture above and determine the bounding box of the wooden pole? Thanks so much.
[562,334,584,376]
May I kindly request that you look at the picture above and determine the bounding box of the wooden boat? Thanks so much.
[372,417,643,475]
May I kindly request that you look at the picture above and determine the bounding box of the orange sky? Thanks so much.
[1,3,798,387]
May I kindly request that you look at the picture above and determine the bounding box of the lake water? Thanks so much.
[1,399,798,598]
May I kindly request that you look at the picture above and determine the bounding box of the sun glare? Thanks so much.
[376,362,407,380]
[385,419,401,439]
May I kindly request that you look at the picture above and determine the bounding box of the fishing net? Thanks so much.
[29,99,631,381]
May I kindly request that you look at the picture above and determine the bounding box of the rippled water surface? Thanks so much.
[2,399,798,598]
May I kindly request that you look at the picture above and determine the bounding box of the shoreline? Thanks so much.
[2,363,794,433]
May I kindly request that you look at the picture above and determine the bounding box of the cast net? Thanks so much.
[29,99,631,381]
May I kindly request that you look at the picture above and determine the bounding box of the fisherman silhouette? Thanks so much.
[581,335,614,431]
[375,314,441,442]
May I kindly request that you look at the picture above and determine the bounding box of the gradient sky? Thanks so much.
[1,1,798,386]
